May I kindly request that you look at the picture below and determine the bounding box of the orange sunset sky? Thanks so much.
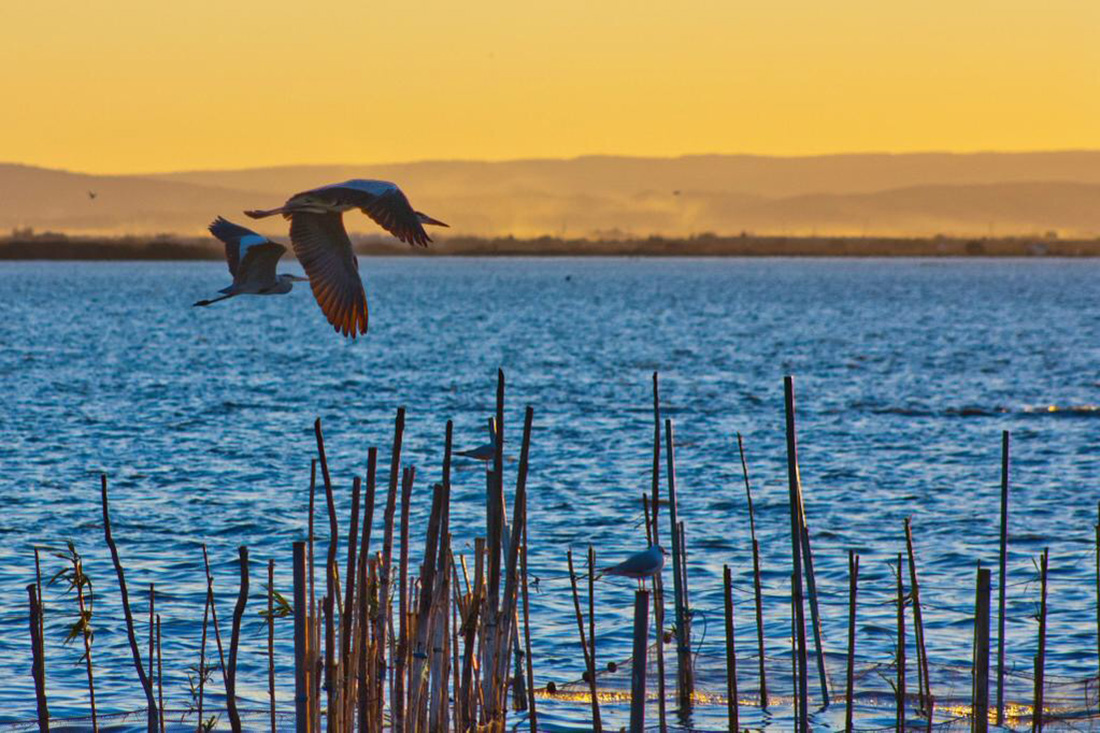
[1,0,1098,174]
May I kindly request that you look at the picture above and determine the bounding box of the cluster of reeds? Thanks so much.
[20,372,1094,733]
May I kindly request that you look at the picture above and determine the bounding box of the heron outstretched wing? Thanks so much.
[236,241,287,291]
[308,182,433,247]
[288,211,368,337]
[209,217,276,278]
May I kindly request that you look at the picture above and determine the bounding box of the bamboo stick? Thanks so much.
[630,589,651,733]
[905,517,933,717]
[651,372,667,733]
[198,575,210,733]
[342,475,362,707]
[800,520,829,706]
[1033,549,1049,733]
[33,547,45,690]
[156,614,164,733]
[148,583,155,701]
[293,541,309,733]
[588,545,597,699]
[782,377,809,732]
[28,584,49,733]
[395,464,414,732]
[896,555,906,733]
[737,433,768,709]
[664,417,694,708]
[100,475,157,731]
[996,430,1010,726]
[314,419,341,731]
[378,407,406,726]
[973,565,991,733]
[307,460,319,733]
[722,565,738,732]
[845,551,859,733]
[568,549,602,732]
[268,559,276,733]
[520,530,538,732]
[224,546,249,733]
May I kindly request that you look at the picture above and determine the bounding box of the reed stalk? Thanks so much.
[997,430,1010,726]
[782,378,809,731]
[722,565,738,732]
[101,475,157,731]
[845,550,859,733]
[737,432,768,708]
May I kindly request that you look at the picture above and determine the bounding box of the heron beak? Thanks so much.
[418,213,449,227]
[291,275,309,282]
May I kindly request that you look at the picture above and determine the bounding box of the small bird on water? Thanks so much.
[245,179,448,338]
[599,545,668,590]
[193,217,307,307]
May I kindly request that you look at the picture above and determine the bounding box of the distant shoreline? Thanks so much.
[2,234,1098,260]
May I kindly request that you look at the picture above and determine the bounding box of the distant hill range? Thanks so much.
[3,151,1100,238]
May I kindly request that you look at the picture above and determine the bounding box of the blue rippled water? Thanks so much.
[1,257,1099,730]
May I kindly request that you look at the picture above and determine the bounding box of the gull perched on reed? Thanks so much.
[600,545,668,590]
[245,179,448,338]
[193,217,306,307]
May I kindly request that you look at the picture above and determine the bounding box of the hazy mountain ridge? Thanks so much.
[3,152,1100,238]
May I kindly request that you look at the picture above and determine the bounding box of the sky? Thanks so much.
[1,1,1098,174]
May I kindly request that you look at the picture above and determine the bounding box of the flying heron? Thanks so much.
[193,217,306,307]
[245,179,448,338]
[600,545,668,590]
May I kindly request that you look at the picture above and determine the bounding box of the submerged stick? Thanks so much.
[156,614,164,733]
[567,549,602,732]
[905,518,932,717]
[973,565,991,733]
[198,577,210,733]
[1033,549,1049,733]
[268,559,276,733]
[783,378,809,731]
[722,565,738,732]
[292,541,310,733]
[737,433,768,708]
[101,475,157,731]
[896,555,906,733]
[630,589,651,733]
[28,584,49,733]
[665,418,694,708]
[845,551,859,733]
[996,431,1010,726]
[520,531,538,732]
[651,372,668,733]
[225,546,249,733]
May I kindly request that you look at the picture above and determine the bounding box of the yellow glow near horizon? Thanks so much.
[1,1,1097,174]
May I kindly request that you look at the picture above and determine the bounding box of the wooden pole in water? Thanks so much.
[737,433,769,709]
[341,475,361,701]
[268,559,276,733]
[101,475,158,732]
[306,461,318,733]
[783,377,809,731]
[651,372,668,733]
[567,549,602,732]
[1032,549,1049,733]
[588,545,598,696]
[378,407,405,728]
[33,548,45,692]
[896,555,906,733]
[643,493,653,547]
[800,520,829,706]
[665,417,694,709]
[28,584,49,733]
[845,551,859,733]
[197,578,210,733]
[226,546,249,733]
[996,430,1010,726]
[520,531,538,732]
[630,588,651,733]
[905,517,933,718]
[1096,501,1100,690]
[394,465,413,732]
[293,541,309,733]
[973,565,991,733]
[722,565,739,732]
[148,583,155,702]
[156,614,164,733]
